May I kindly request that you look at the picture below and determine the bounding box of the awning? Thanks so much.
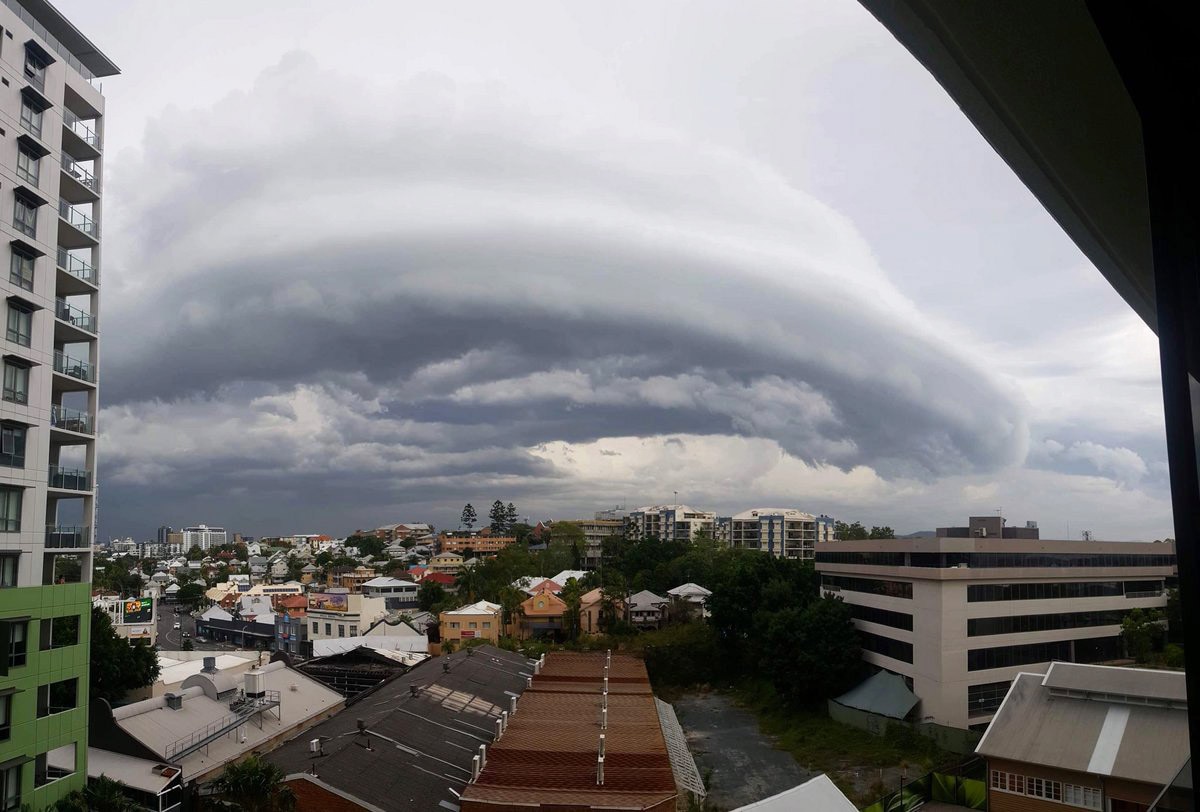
[833,669,919,720]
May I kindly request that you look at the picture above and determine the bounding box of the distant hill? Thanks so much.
[897,530,936,539]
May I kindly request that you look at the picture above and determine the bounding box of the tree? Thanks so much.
[140,559,155,576]
[549,522,587,569]
[461,503,477,530]
[759,595,864,705]
[1166,587,1183,644]
[1121,608,1166,663]
[868,526,895,539]
[55,775,140,812]
[418,580,447,611]
[489,500,510,535]
[506,502,519,529]
[834,521,869,540]
[347,534,386,560]
[456,566,483,604]
[214,754,296,812]
[176,582,206,608]
[498,585,526,634]
[560,578,584,641]
[186,545,205,560]
[90,607,161,704]
[182,638,194,651]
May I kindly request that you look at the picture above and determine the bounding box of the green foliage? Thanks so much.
[759,596,865,704]
[94,561,143,596]
[54,775,141,811]
[1121,608,1166,663]
[1166,587,1183,644]
[90,607,161,704]
[636,623,722,689]
[346,534,386,560]
[176,582,206,607]
[460,503,477,530]
[489,500,510,535]
[835,521,869,540]
[214,754,296,811]
[869,526,895,539]
[1165,643,1185,668]
[418,579,447,611]
[182,638,194,652]
[186,545,205,560]
[549,522,587,568]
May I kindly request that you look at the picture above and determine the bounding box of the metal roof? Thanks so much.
[833,669,920,720]
[976,664,1189,786]
[1042,660,1187,703]
[731,774,857,812]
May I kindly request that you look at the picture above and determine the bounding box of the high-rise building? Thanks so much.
[0,0,118,805]
[624,504,716,542]
[729,508,820,560]
[814,519,1177,730]
[181,524,227,551]
[156,524,172,545]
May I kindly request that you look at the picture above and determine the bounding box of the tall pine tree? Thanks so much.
[460,503,477,530]
[506,502,519,529]
[489,500,509,534]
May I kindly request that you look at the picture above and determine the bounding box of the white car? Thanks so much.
[173,622,181,630]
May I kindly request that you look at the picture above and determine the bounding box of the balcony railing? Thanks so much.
[50,405,94,435]
[61,154,97,190]
[59,200,97,237]
[48,465,91,491]
[53,351,96,383]
[55,299,96,333]
[61,108,101,148]
[57,248,97,286]
[46,526,90,549]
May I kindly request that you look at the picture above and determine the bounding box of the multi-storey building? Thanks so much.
[306,589,386,645]
[729,508,820,560]
[437,534,514,556]
[181,524,226,551]
[816,514,836,544]
[0,0,117,805]
[814,518,1176,730]
[624,504,716,542]
[576,515,623,568]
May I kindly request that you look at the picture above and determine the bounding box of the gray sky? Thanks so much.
[64,0,1171,541]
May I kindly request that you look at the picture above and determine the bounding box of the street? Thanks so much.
[153,604,227,652]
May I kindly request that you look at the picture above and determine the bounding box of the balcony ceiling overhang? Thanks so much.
[857,0,1156,331]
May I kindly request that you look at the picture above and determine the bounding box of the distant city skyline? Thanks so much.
[54,0,1171,542]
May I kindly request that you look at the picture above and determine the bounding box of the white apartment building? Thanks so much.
[729,508,820,560]
[306,589,386,644]
[1,1,117,805]
[815,517,1176,730]
[577,514,624,568]
[181,524,226,551]
[624,504,716,542]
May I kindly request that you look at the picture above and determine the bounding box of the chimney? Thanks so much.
[471,754,481,782]
[502,710,508,732]
[202,656,217,674]
[510,695,517,715]
[495,718,503,739]
[164,693,183,711]
[478,743,487,768]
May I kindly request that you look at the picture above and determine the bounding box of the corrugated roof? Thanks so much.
[976,664,1189,786]
[460,651,677,811]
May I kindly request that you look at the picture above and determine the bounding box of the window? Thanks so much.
[2,362,29,405]
[468,621,477,629]
[11,194,38,238]
[1,763,20,811]
[969,581,1125,602]
[337,625,345,638]
[0,555,16,588]
[9,249,35,291]
[311,621,318,634]
[0,489,21,533]
[5,303,32,348]
[349,625,357,636]
[0,694,10,741]
[0,424,25,468]
[39,615,79,650]
[1063,784,1103,810]
[858,630,913,663]
[968,609,1128,636]
[19,99,42,137]
[15,147,39,186]
[34,743,75,788]
[36,677,78,717]
[968,635,1122,671]
[324,623,331,636]
[23,49,47,90]
[967,681,1010,716]
[822,574,913,599]
[6,621,26,670]
[483,621,491,629]
[450,622,459,629]
[848,603,914,631]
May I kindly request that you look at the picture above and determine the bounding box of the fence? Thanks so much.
[861,756,988,812]
[827,700,983,755]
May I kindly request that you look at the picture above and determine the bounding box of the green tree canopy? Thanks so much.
[418,580,447,611]
[186,545,205,560]
[489,500,510,535]
[90,607,161,704]
[868,526,895,539]
[175,582,206,607]
[346,534,386,559]
[214,754,296,812]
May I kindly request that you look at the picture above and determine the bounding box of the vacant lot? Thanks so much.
[674,692,814,809]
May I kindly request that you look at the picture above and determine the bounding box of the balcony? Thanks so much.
[53,351,96,385]
[61,109,101,160]
[55,299,96,337]
[50,405,94,435]
[46,526,90,549]
[58,200,98,248]
[56,248,98,292]
[48,465,91,492]
[60,154,98,203]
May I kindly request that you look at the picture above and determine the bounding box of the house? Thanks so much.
[299,563,318,584]
[274,595,309,657]
[360,576,420,610]
[667,582,712,618]
[519,590,566,639]
[977,661,1188,811]
[429,552,464,574]
[440,600,503,647]
[579,587,620,635]
[628,590,669,629]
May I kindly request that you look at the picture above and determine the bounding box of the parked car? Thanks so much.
[173,622,181,630]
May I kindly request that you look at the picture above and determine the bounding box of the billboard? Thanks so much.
[121,597,154,625]
[308,592,348,613]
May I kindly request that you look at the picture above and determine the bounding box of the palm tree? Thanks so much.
[456,565,483,604]
[214,755,296,812]
[54,775,140,812]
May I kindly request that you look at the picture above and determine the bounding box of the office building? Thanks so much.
[155,524,171,545]
[814,519,1176,729]
[729,508,821,560]
[180,524,225,551]
[977,662,1187,811]
[624,504,716,542]
[1,0,117,806]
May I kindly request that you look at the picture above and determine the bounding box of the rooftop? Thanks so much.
[446,600,502,615]
[267,645,534,811]
[976,662,1189,787]
[731,508,816,521]
[4,0,120,77]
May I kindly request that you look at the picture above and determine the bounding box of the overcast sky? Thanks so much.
[61,1,1171,541]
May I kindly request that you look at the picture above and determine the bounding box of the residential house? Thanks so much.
[519,587,567,639]
[628,590,669,629]
[439,601,503,647]
[579,588,622,635]
[429,552,464,575]
[667,582,712,618]
[976,661,1187,812]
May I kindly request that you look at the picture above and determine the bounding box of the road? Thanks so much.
[154,604,225,652]
[673,692,814,809]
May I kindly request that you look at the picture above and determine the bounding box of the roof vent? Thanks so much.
[164,693,183,710]
[202,656,217,674]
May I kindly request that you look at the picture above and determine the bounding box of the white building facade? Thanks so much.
[729,508,820,560]
[815,524,1176,730]
[181,524,226,551]
[624,505,716,542]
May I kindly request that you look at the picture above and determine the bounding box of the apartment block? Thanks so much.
[1,0,117,806]
[181,524,226,552]
[438,534,514,556]
[576,515,623,568]
[729,508,820,560]
[624,504,716,542]
[814,519,1176,730]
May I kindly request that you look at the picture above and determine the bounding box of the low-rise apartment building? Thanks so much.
[439,600,502,646]
[360,576,419,610]
[729,508,820,560]
[814,518,1176,729]
[326,565,376,592]
[576,516,624,568]
[429,551,464,574]
[437,534,515,556]
[625,504,716,542]
[305,590,386,645]
[978,662,1187,812]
